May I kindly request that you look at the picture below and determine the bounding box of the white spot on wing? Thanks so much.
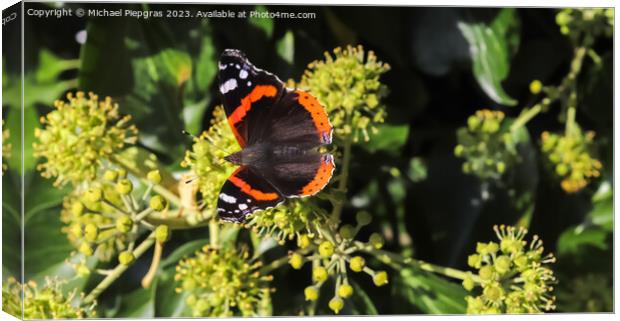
[219,78,238,94]
[247,81,252,87]
[218,62,227,70]
[239,69,248,79]
[239,203,248,210]
[219,193,237,204]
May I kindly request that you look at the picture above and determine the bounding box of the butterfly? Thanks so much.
[215,49,335,223]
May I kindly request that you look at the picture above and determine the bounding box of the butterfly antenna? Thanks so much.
[184,175,199,185]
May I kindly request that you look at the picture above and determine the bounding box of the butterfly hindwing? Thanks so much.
[260,153,335,198]
[218,49,285,147]
[217,166,284,223]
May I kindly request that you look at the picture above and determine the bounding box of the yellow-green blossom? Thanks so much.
[181,106,238,224]
[244,198,330,243]
[455,110,519,180]
[556,8,613,41]
[464,225,556,314]
[174,245,273,317]
[2,277,96,319]
[299,45,390,143]
[34,91,138,187]
[540,128,602,193]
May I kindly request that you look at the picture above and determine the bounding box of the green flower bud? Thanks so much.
[369,233,384,249]
[149,195,167,211]
[312,266,328,283]
[289,253,304,270]
[304,286,319,301]
[147,170,162,184]
[298,234,311,248]
[116,179,133,195]
[339,224,356,239]
[338,284,354,298]
[462,273,475,291]
[454,144,465,157]
[84,223,99,242]
[373,271,389,286]
[79,242,93,256]
[318,241,335,257]
[103,170,118,182]
[529,80,543,94]
[155,225,170,244]
[329,297,344,314]
[468,254,482,269]
[71,202,84,216]
[494,255,512,275]
[479,265,495,282]
[118,251,135,265]
[117,168,127,178]
[115,215,133,233]
[349,256,366,272]
[84,187,102,203]
[356,211,372,226]
[486,242,499,255]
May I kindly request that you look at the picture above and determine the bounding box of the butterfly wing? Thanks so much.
[217,166,284,223]
[218,49,285,147]
[252,89,334,197]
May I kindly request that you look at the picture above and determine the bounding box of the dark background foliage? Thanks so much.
[3,2,613,316]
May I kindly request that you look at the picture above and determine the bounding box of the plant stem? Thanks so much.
[83,231,157,304]
[510,46,587,132]
[358,244,481,283]
[141,241,163,288]
[209,218,220,247]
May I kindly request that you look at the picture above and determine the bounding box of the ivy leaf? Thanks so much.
[114,283,157,318]
[249,5,274,38]
[557,227,608,256]
[159,238,209,269]
[277,30,295,64]
[361,123,409,155]
[155,267,192,317]
[391,267,467,314]
[458,8,520,106]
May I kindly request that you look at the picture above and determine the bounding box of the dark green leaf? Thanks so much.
[155,268,191,317]
[458,8,519,106]
[276,30,295,64]
[392,268,467,314]
[114,283,157,318]
[249,5,274,38]
[361,124,409,155]
[160,238,209,269]
[557,227,608,256]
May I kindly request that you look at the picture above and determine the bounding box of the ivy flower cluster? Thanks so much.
[2,120,9,174]
[34,91,138,187]
[174,245,273,317]
[455,110,518,180]
[2,277,96,319]
[289,212,388,314]
[244,198,331,244]
[181,106,238,225]
[556,8,613,41]
[540,127,602,193]
[463,225,556,314]
[60,168,168,264]
[299,45,391,143]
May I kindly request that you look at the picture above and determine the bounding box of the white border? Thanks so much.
[1,1,617,321]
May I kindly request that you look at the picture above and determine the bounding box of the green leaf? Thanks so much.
[392,268,467,314]
[155,268,191,317]
[160,239,209,269]
[458,8,519,106]
[588,181,612,231]
[249,5,274,38]
[2,174,21,278]
[347,280,378,315]
[24,208,74,280]
[114,283,157,318]
[277,30,295,64]
[557,227,608,256]
[361,123,409,155]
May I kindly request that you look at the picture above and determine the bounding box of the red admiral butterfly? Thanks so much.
[216,49,335,223]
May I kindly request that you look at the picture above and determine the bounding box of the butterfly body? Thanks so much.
[215,49,335,223]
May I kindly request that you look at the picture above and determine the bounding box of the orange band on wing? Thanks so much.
[227,85,279,146]
[296,90,332,143]
[229,171,280,201]
[301,155,335,196]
